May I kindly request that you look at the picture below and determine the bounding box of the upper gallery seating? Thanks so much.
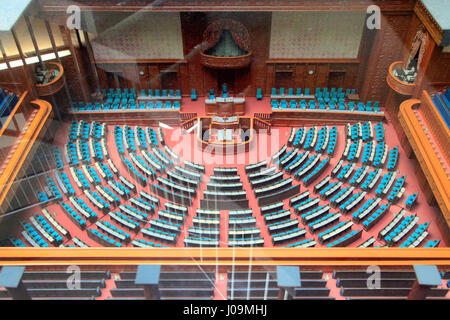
[71,88,182,112]
[0,88,19,129]
[431,88,450,129]
[270,87,381,113]
[138,88,181,99]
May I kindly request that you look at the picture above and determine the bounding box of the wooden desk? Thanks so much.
[347,93,360,101]
[205,97,245,116]
[211,116,239,130]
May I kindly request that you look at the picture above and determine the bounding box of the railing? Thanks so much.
[420,91,450,163]
[180,112,197,122]
[0,99,52,209]
[386,61,416,96]
[253,117,272,135]
[254,112,271,122]
[398,98,450,235]
[199,51,252,69]
[0,248,449,270]
[35,62,65,96]
[180,116,197,131]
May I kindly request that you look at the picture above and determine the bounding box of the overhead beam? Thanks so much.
[38,0,415,13]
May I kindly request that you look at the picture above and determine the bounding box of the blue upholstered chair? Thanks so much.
[256,88,263,100]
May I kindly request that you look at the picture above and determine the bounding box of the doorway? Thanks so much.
[217,69,235,94]
[274,71,293,89]
[161,72,179,90]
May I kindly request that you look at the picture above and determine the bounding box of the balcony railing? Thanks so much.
[199,52,252,69]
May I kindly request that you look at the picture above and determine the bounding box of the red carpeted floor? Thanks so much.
[9,97,449,299]
[13,97,448,250]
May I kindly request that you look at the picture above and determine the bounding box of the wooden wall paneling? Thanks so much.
[339,64,355,89]
[59,26,90,102]
[304,64,317,91]
[234,66,251,95]
[148,65,161,89]
[359,13,412,104]
[248,12,271,96]
[424,47,450,92]
[137,64,148,90]
[316,64,330,88]
[82,30,101,93]
[96,65,108,90]
[180,12,206,96]
[294,64,306,90]
[203,67,217,95]
[122,64,138,90]
[354,15,375,93]
[265,64,275,95]
[180,12,271,97]
[179,63,189,95]
[412,35,436,98]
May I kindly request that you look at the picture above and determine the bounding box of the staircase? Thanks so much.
[180,112,198,131]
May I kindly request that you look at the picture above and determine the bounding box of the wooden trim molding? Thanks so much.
[0,248,449,268]
[414,0,445,46]
[95,59,188,64]
[266,58,360,64]
[200,52,252,69]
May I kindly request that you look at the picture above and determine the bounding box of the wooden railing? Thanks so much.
[386,61,416,96]
[398,98,450,237]
[0,99,52,208]
[0,248,449,271]
[199,52,252,69]
[180,116,198,131]
[253,117,272,135]
[35,62,65,96]
[254,112,271,122]
[180,112,197,122]
[420,91,450,163]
